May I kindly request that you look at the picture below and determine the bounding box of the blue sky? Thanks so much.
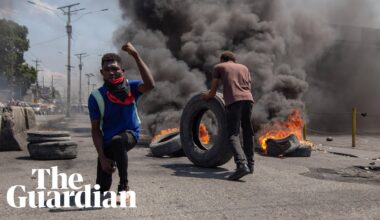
[0,0,124,100]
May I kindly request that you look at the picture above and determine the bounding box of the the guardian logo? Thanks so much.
[6,166,136,208]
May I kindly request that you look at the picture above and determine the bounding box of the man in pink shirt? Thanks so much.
[203,51,254,181]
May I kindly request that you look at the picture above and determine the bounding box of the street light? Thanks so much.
[27,1,56,12]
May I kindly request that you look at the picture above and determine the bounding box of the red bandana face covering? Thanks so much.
[105,76,135,105]
[109,77,124,84]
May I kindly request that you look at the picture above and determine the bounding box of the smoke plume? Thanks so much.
[113,0,333,135]
[115,0,380,135]
[298,0,380,133]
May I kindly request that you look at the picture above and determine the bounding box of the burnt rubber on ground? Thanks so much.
[180,93,232,168]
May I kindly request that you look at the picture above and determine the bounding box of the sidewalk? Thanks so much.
[308,134,380,153]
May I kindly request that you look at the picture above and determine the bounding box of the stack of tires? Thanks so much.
[27,131,77,160]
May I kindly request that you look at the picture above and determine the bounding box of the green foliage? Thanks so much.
[0,18,34,97]
[17,63,37,96]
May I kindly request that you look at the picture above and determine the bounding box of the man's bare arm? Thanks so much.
[122,42,155,93]
[91,120,104,158]
[91,119,115,174]
[202,78,220,100]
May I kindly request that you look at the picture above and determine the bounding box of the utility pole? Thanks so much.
[85,73,94,98]
[57,3,85,117]
[75,52,87,112]
[51,75,55,99]
[32,59,42,103]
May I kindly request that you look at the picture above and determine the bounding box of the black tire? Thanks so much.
[28,141,77,160]
[137,134,152,147]
[168,149,186,157]
[27,131,71,138]
[27,136,72,143]
[266,134,300,156]
[180,92,232,168]
[286,145,312,157]
[150,131,182,157]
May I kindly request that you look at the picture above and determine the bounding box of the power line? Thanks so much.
[72,8,109,22]
[30,35,67,47]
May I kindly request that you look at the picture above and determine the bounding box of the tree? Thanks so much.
[0,18,36,98]
[16,63,37,97]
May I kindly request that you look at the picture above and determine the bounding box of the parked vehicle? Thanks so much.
[30,103,42,115]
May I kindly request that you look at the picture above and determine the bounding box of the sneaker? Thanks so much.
[117,184,129,193]
[116,193,130,205]
[117,184,130,205]
[228,164,250,181]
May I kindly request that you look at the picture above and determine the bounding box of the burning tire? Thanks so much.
[28,141,77,160]
[149,131,182,157]
[266,134,311,157]
[286,145,312,157]
[180,92,232,168]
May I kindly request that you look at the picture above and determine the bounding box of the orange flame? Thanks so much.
[151,123,210,145]
[199,123,210,145]
[258,109,311,152]
[152,127,179,142]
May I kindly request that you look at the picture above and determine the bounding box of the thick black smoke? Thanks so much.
[297,0,380,133]
[116,0,380,135]
[114,0,337,135]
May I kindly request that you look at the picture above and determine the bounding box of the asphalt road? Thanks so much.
[0,114,379,220]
